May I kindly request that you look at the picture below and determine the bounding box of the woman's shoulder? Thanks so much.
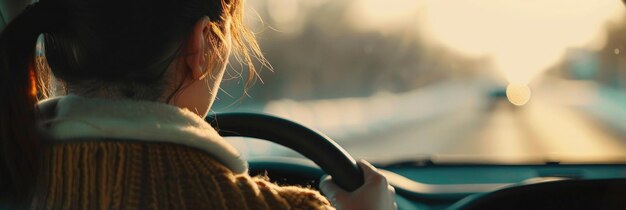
[34,141,334,210]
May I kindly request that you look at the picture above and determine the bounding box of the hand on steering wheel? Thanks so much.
[320,160,398,210]
[207,113,364,190]
[207,113,396,209]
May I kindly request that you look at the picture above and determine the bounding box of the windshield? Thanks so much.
[213,0,626,164]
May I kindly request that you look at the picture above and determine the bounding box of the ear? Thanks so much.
[185,16,212,80]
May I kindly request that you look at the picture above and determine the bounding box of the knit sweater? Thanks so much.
[30,95,334,210]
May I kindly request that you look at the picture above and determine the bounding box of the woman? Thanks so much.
[0,0,396,209]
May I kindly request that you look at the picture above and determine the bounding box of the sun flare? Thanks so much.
[422,0,625,84]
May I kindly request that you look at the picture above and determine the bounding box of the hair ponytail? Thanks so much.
[0,1,55,201]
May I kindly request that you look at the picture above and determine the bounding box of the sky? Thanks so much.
[347,0,626,85]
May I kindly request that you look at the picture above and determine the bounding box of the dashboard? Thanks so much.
[248,157,626,210]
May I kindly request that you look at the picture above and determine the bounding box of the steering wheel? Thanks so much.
[205,112,365,192]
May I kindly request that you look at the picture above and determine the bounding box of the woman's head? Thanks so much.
[0,0,263,200]
[42,0,260,111]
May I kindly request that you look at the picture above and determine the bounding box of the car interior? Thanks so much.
[3,0,626,209]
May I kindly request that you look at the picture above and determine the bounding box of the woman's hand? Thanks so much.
[319,160,398,210]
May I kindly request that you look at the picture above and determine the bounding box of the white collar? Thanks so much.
[37,95,248,174]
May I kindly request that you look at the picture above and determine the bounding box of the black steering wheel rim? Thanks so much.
[206,112,364,192]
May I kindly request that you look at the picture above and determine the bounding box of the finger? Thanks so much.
[357,159,380,176]
[357,160,389,187]
[388,185,396,195]
[388,185,397,201]
[319,175,347,198]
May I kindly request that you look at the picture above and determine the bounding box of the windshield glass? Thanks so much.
[213,0,626,164]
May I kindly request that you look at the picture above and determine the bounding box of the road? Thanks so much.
[237,79,626,164]
[344,98,626,164]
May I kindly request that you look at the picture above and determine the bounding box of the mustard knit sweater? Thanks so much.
[29,141,332,210]
[30,95,335,210]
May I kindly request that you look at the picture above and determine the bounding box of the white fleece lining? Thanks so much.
[38,95,248,174]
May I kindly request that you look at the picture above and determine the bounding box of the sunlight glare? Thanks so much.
[346,0,424,32]
[506,83,531,106]
[266,0,304,33]
[423,0,625,84]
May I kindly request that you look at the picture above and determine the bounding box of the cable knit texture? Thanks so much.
[29,141,333,210]
[30,95,334,210]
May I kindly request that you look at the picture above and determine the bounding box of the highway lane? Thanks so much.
[345,97,626,164]
[233,79,626,164]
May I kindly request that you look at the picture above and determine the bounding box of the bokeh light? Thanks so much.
[506,83,531,106]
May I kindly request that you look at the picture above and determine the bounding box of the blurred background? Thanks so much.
[213,0,626,164]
